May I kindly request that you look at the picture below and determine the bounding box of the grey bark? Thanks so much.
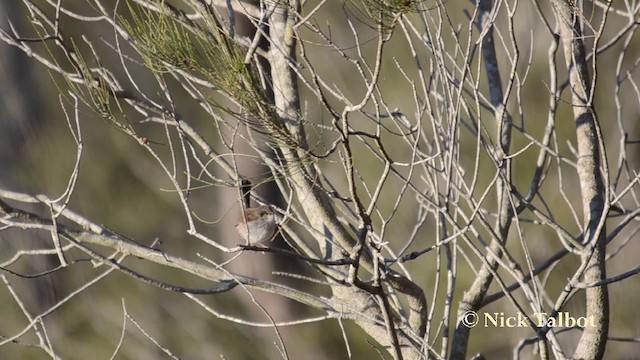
[550,1,609,359]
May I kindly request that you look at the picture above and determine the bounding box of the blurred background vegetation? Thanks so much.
[1,0,639,358]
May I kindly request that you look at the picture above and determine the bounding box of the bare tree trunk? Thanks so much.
[451,0,513,357]
[268,2,424,358]
[550,1,609,359]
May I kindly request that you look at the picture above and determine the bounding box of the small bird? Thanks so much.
[235,179,277,245]
[235,205,277,245]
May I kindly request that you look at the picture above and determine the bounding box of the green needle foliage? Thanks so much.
[352,0,425,30]
[121,2,299,148]
[122,3,261,115]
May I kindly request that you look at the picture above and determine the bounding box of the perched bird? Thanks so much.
[235,179,277,245]
[236,205,277,244]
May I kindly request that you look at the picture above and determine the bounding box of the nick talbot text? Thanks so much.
[483,312,596,328]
